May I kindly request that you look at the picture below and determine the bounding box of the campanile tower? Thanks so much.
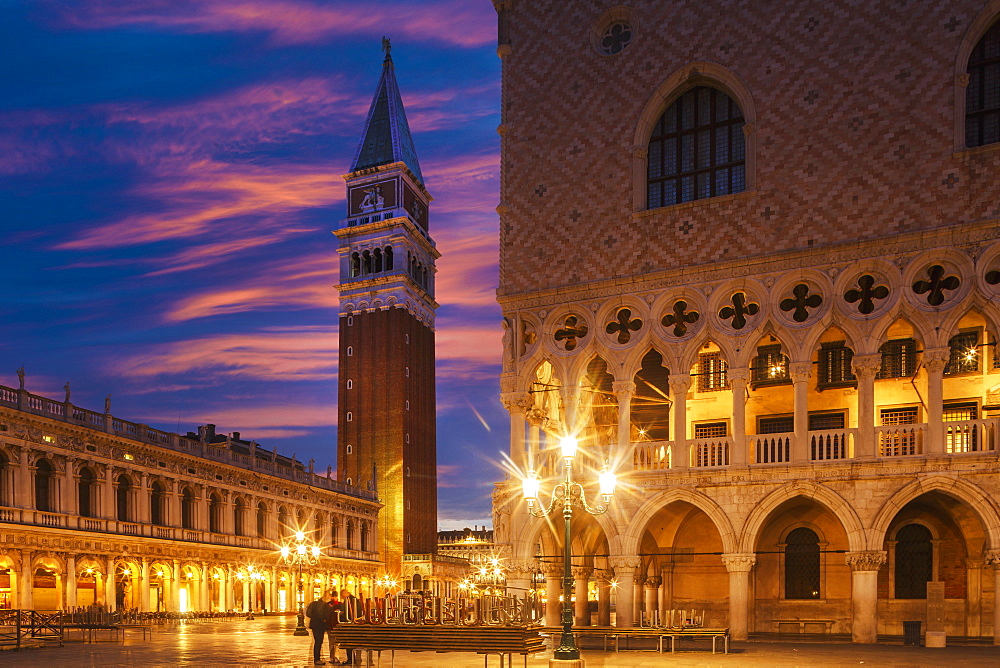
[335,41,439,569]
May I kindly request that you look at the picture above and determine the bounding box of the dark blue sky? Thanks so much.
[2,0,507,528]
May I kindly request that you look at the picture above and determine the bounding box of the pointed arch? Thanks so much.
[618,487,737,556]
[738,481,866,553]
[869,475,1000,551]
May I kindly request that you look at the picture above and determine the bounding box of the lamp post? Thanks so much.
[280,530,321,636]
[522,435,616,663]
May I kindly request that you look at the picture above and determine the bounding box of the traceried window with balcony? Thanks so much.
[944,401,979,453]
[150,481,166,526]
[817,341,856,388]
[78,467,96,518]
[784,527,821,599]
[966,20,1000,148]
[945,331,980,375]
[256,502,267,538]
[34,459,54,512]
[698,351,728,392]
[751,344,790,388]
[879,406,920,457]
[894,524,933,599]
[116,474,131,521]
[877,338,917,379]
[647,86,746,208]
[182,488,196,530]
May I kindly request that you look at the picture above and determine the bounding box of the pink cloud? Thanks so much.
[113,327,338,382]
[54,0,495,48]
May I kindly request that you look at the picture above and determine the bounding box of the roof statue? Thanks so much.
[350,39,424,185]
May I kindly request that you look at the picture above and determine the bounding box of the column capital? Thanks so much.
[985,550,1000,568]
[608,555,641,573]
[542,563,563,578]
[612,380,636,400]
[923,347,951,373]
[851,353,883,378]
[596,569,615,582]
[721,553,757,572]
[504,559,538,577]
[789,362,813,382]
[668,375,691,394]
[644,576,662,588]
[845,550,887,572]
[571,566,593,579]
[500,391,533,414]
[727,367,751,386]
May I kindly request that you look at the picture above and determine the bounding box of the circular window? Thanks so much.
[600,22,632,55]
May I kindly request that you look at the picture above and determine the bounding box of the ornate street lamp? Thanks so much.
[522,435,616,662]
[280,530,322,636]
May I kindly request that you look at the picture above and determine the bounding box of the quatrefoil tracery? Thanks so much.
[779,283,823,322]
[554,315,589,351]
[719,292,760,330]
[605,308,643,344]
[912,264,960,306]
[844,274,889,315]
[661,300,700,337]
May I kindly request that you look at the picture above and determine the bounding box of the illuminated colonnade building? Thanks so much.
[490,0,1000,644]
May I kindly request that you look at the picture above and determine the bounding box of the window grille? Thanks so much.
[817,341,856,388]
[880,406,920,456]
[894,524,932,599]
[647,86,746,208]
[881,407,918,425]
[809,411,845,431]
[698,351,728,392]
[784,527,821,599]
[758,415,793,434]
[877,338,917,379]
[751,344,790,387]
[944,401,979,453]
[966,20,1000,148]
[694,421,727,438]
[945,331,979,375]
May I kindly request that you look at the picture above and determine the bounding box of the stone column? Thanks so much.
[16,448,31,509]
[242,575,250,612]
[225,568,235,611]
[986,550,1000,645]
[966,558,983,638]
[61,457,76,516]
[722,553,757,641]
[103,466,116,520]
[20,549,33,609]
[923,348,950,455]
[200,563,210,612]
[104,556,116,611]
[140,558,151,612]
[632,574,644,625]
[544,564,562,627]
[643,576,661,626]
[527,414,542,468]
[500,392,531,470]
[172,559,182,611]
[846,551,886,643]
[613,381,635,464]
[609,557,639,628]
[504,559,534,600]
[66,554,77,609]
[660,563,674,624]
[596,570,613,626]
[851,354,882,459]
[669,377,690,468]
[572,566,592,626]
[138,473,150,528]
[790,362,812,463]
[728,368,750,465]
[560,386,581,436]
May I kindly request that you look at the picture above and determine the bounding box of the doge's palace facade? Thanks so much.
[491,0,1000,643]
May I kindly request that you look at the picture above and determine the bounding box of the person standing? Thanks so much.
[339,588,359,665]
[305,590,333,665]
[326,590,343,665]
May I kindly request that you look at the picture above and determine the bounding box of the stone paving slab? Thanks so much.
[3,616,998,667]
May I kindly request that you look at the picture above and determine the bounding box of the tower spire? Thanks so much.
[351,39,423,185]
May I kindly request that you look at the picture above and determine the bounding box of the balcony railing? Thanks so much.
[877,424,926,457]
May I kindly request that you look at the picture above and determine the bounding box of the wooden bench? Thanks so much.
[661,627,730,654]
[331,624,546,667]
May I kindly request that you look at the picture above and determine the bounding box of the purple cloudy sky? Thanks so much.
[2,0,507,529]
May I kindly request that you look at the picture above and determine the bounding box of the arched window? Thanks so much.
[350,252,360,277]
[209,493,222,534]
[346,444,353,454]
[374,247,383,273]
[330,517,340,547]
[966,20,1000,148]
[347,379,353,390]
[181,488,195,530]
[116,474,131,521]
[384,246,393,270]
[34,459,54,512]
[346,412,353,422]
[347,346,353,357]
[346,520,356,550]
[631,349,671,441]
[362,250,372,275]
[78,467,96,518]
[256,502,267,538]
[0,451,8,505]
[360,522,370,552]
[150,481,165,526]
[647,86,745,208]
[234,497,246,536]
[895,524,933,599]
[784,527,820,599]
